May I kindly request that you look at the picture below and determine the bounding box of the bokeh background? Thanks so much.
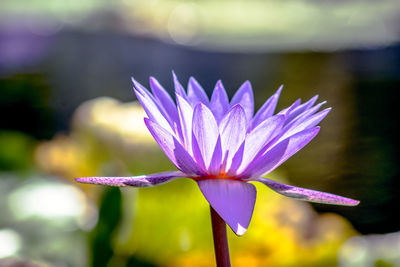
[1,0,400,266]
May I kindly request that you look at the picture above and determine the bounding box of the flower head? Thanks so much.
[76,73,359,236]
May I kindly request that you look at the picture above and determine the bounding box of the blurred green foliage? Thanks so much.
[0,131,35,171]
[375,259,394,267]
[90,187,122,267]
[91,187,157,267]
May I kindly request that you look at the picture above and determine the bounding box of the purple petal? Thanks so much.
[239,138,289,178]
[230,81,254,122]
[192,103,220,169]
[227,141,245,175]
[277,108,331,142]
[192,133,207,170]
[149,77,179,123]
[285,95,319,123]
[278,99,301,116]
[219,105,247,172]
[283,101,326,129]
[132,78,173,134]
[208,136,223,175]
[172,71,188,99]
[254,177,360,206]
[198,179,257,235]
[242,127,320,177]
[210,80,230,123]
[176,94,194,153]
[251,85,283,129]
[237,115,285,174]
[76,171,187,187]
[145,118,205,175]
[265,127,320,175]
[187,77,209,105]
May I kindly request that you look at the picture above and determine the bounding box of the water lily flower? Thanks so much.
[76,74,359,236]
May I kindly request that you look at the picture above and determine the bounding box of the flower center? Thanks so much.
[193,171,238,181]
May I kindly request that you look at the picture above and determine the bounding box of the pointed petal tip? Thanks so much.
[172,71,180,84]
[230,102,245,111]
[255,177,360,207]
[239,80,253,90]
[188,76,203,88]
[131,77,142,88]
[214,80,226,92]
[188,76,197,83]
[194,101,208,111]
[243,80,252,86]
[350,200,360,206]
[78,172,188,188]
[74,177,127,187]
[131,77,138,88]
[131,78,147,93]
[149,76,156,83]
[234,224,248,236]
[318,196,360,207]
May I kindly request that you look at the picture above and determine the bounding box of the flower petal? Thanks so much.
[227,141,245,175]
[210,80,230,123]
[198,179,257,236]
[277,108,330,143]
[272,126,320,169]
[230,81,254,122]
[219,104,247,171]
[241,127,320,177]
[76,171,187,187]
[208,136,223,175]
[239,138,289,178]
[237,115,285,174]
[132,78,173,134]
[187,77,209,105]
[172,71,188,99]
[251,85,283,129]
[283,101,326,129]
[285,95,319,123]
[254,177,360,206]
[278,99,301,116]
[176,94,194,153]
[145,118,205,175]
[149,77,179,124]
[192,103,220,169]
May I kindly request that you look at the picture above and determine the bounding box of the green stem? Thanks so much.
[210,206,231,267]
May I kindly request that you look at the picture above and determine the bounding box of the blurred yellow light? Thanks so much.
[73,97,156,145]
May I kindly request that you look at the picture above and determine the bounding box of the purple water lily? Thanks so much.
[76,74,359,236]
